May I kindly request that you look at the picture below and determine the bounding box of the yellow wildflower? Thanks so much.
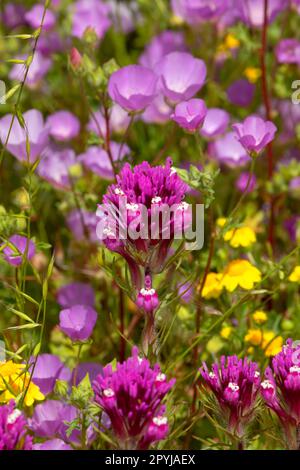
[220,326,232,339]
[0,360,44,406]
[218,34,240,53]
[244,329,283,357]
[217,218,256,248]
[244,67,262,83]
[221,259,262,292]
[252,310,268,325]
[224,226,256,248]
[217,217,226,227]
[201,272,223,299]
[288,266,300,283]
[244,329,263,346]
[263,332,283,357]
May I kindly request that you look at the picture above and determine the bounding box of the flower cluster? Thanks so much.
[260,339,300,447]
[93,347,175,449]
[200,356,261,437]
[0,401,32,450]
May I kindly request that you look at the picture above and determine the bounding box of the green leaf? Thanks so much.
[8,307,35,324]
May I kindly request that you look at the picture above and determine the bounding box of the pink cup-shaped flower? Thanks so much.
[156,52,207,103]
[0,109,49,163]
[78,142,130,180]
[71,0,111,40]
[37,147,76,190]
[31,354,69,395]
[236,172,257,193]
[87,104,130,136]
[25,4,56,31]
[108,65,158,112]
[9,52,52,88]
[59,304,97,342]
[171,0,229,24]
[33,439,73,450]
[227,79,255,108]
[237,0,288,28]
[171,99,207,132]
[200,108,229,138]
[209,131,250,167]
[46,111,80,142]
[139,30,186,69]
[275,39,300,64]
[57,282,95,308]
[232,115,277,154]
[2,235,35,266]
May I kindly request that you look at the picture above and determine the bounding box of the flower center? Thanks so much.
[228,382,239,392]
[261,380,274,390]
[7,409,22,424]
[153,416,168,426]
[103,388,115,398]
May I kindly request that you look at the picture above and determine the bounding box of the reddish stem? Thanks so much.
[119,287,125,362]
[260,0,275,250]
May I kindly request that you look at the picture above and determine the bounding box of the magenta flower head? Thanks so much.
[232,116,277,155]
[171,99,207,132]
[108,65,158,112]
[31,354,67,395]
[136,274,159,314]
[46,111,80,142]
[59,305,97,342]
[0,109,49,163]
[275,39,300,64]
[92,347,175,449]
[200,108,229,138]
[156,52,206,103]
[0,401,32,450]
[261,339,300,448]
[25,4,56,31]
[57,282,95,308]
[209,131,250,167]
[71,0,111,40]
[99,158,189,278]
[201,356,261,437]
[227,79,255,108]
[3,235,35,266]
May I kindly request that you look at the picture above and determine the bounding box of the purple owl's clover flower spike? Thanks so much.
[136,274,159,314]
[92,347,175,449]
[232,115,277,156]
[0,401,32,450]
[260,339,300,449]
[200,356,261,439]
